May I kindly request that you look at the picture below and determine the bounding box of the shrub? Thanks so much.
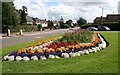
[102,22,120,31]
[54,29,93,44]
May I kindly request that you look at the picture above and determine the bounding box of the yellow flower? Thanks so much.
[37,49,43,54]
[75,45,80,49]
[57,48,62,52]
[65,48,69,51]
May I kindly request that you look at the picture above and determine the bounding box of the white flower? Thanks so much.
[61,47,65,50]
[43,47,48,51]
[92,48,97,53]
[40,56,46,60]
[8,55,15,61]
[88,49,93,53]
[78,51,84,56]
[98,44,103,50]
[33,46,39,50]
[69,52,75,57]
[48,55,55,59]
[15,56,23,61]
[23,56,30,61]
[55,56,60,59]
[31,56,38,61]
[75,52,80,56]
[95,47,100,51]
[83,50,89,55]
[3,55,9,61]
[61,53,69,58]
[39,45,43,49]
[98,33,107,48]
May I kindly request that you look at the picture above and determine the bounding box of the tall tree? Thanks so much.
[2,2,18,33]
[19,6,28,25]
[77,17,87,27]
[2,2,15,25]
[59,16,65,28]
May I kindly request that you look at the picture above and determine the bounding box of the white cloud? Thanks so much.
[13,0,119,23]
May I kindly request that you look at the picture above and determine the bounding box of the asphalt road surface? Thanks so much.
[1,27,79,48]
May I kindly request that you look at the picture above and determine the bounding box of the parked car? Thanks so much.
[87,26,98,31]
[98,26,110,31]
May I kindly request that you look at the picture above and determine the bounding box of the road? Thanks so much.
[1,27,79,48]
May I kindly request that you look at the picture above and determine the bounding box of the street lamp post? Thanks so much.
[99,6,103,25]
[48,8,55,20]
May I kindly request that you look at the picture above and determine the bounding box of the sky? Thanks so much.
[13,0,120,23]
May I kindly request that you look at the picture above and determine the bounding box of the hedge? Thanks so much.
[102,22,120,31]
[81,22,120,31]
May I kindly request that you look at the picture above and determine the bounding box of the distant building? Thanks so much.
[94,14,120,24]
[52,20,59,26]
[26,16,34,25]
[35,18,48,28]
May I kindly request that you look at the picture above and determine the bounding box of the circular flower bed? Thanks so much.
[3,29,108,61]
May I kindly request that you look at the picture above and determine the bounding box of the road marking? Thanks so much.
[34,37,42,38]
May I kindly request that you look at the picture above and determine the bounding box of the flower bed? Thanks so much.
[3,29,108,61]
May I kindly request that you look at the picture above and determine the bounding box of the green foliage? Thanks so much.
[9,25,38,33]
[54,29,93,44]
[102,22,120,31]
[59,16,66,28]
[65,19,73,28]
[48,21,54,29]
[77,17,87,27]
[19,6,28,25]
[37,24,42,28]
[2,2,15,25]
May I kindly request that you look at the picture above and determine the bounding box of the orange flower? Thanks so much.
[45,49,51,53]
[57,48,62,52]
[17,50,21,54]
[65,48,69,51]
[37,49,43,54]
[29,50,35,54]
[81,45,85,48]
[75,45,80,49]
[50,49,55,52]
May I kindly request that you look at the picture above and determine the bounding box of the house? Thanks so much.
[26,16,34,25]
[35,18,48,28]
[52,20,59,26]
[94,14,120,24]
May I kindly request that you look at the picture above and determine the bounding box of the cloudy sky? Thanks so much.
[13,0,119,23]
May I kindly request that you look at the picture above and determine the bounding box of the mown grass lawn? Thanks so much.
[2,32,118,73]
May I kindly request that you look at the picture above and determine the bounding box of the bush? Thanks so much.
[54,29,93,44]
[102,22,120,31]
[9,25,38,33]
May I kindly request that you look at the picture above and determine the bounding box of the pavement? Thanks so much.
[1,27,80,48]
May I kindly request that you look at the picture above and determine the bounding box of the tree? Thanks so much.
[19,6,28,25]
[48,20,54,30]
[77,17,87,27]
[2,2,15,25]
[2,2,18,33]
[12,9,20,28]
[66,19,73,28]
[59,16,65,28]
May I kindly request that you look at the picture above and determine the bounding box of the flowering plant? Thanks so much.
[3,29,108,61]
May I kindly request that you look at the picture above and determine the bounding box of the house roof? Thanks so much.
[52,21,59,24]
[26,16,34,22]
[35,18,47,23]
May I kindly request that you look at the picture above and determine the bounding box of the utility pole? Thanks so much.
[99,6,103,25]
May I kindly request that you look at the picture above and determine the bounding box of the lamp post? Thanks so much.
[48,8,55,20]
[99,6,103,25]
